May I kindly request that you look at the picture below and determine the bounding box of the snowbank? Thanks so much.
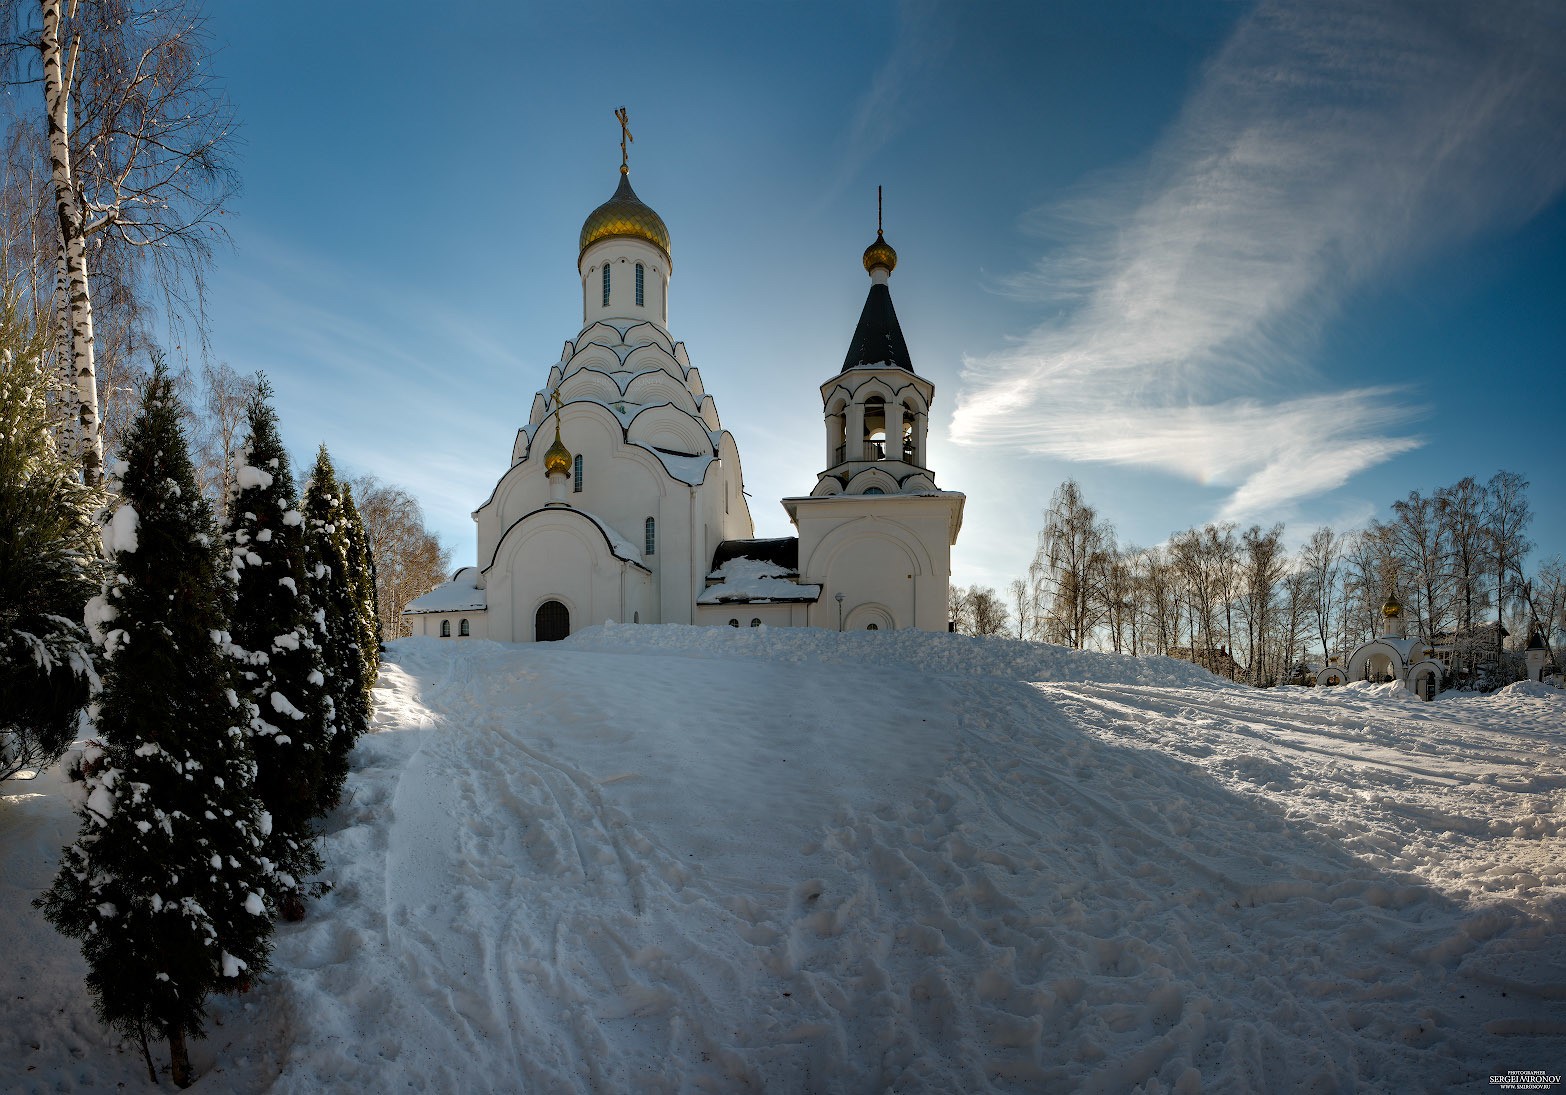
[3,628,1561,1091]
[568,621,1233,689]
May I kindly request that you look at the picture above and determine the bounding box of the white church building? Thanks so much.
[405,133,964,642]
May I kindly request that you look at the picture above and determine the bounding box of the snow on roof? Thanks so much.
[635,443,714,485]
[403,566,487,615]
[696,558,820,605]
[577,510,645,565]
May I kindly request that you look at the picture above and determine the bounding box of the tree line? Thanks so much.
[0,3,449,1083]
[954,475,1559,691]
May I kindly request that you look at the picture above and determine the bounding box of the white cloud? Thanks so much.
[953,0,1566,519]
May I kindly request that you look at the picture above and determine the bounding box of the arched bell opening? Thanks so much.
[863,396,886,460]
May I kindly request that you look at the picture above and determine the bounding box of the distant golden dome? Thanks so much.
[543,426,572,478]
[579,172,671,264]
[1382,594,1402,618]
[862,229,897,275]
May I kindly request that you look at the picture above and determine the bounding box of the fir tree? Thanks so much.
[301,445,367,811]
[222,380,332,917]
[340,482,382,689]
[0,284,103,782]
[37,365,272,1089]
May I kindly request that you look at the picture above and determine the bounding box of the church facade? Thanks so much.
[405,138,963,642]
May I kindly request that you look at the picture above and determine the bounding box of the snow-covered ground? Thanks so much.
[3,625,1563,1092]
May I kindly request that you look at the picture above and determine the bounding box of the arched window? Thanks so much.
[601,264,611,306]
[866,622,879,630]
[728,619,739,627]
[536,600,569,642]
[750,618,761,627]
[644,516,656,556]
[573,454,583,492]
[635,263,645,306]
[633,611,639,624]
[459,618,470,637]
[864,487,885,495]
[863,396,886,459]
[440,619,451,638]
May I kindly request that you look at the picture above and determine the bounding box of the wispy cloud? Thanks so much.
[819,0,951,211]
[952,0,1566,519]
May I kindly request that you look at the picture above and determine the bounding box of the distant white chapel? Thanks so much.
[405,120,964,641]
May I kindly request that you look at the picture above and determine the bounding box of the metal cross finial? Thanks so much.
[550,388,563,439]
[877,185,883,235]
[615,106,633,174]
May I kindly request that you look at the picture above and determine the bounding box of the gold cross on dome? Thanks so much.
[616,106,633,173]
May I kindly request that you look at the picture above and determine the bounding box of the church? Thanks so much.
[404,123,964,642]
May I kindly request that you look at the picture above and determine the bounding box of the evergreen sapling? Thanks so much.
[222,380,334,918]
[301,446,367,812]
[37,365,272,1088]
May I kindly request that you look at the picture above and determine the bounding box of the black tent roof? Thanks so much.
[840,283,913,373]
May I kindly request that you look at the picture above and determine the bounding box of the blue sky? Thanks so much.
[197,0,1565,594]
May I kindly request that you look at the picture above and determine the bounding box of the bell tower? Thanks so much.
[782,193,964,632]
[812,190,941,497]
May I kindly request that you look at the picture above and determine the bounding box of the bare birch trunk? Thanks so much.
[40,0,102,484]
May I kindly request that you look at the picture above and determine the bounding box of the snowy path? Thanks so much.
[2,626,1562,1092]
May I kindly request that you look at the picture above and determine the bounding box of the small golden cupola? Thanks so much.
[542,390,572,479]
[862,186,897,275]
[1382,592,1403,619]
[543,426,572,479]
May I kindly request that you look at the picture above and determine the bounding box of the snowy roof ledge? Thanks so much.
[481,507,650,575]
[404,567,488,616]
[697,557,820,605]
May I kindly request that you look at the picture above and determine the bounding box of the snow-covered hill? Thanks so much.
[4,626,1563,1092]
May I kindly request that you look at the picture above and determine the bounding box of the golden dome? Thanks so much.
[542,420,572,478]
[1382,593,1402,618]
[579,172,670,264]
[862,229,897,275]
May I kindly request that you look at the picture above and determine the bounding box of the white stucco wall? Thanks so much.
[783,494,964,633]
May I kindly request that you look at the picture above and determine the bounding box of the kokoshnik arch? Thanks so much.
[404,113,964,642]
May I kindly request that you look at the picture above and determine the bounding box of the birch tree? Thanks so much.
[1485,471,1532,646]
[2,0,239,481]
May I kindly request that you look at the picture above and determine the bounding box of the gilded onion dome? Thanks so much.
[862,229,897,275]
[543,417,572,478]
[1382,593,1402,618]
[579,171,671,265]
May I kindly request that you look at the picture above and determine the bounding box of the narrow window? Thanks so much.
[440,619,451,638]
[633,611,639,624]
[645,516,656,556]
[602,264,611,306]
[459,619,470,637]
[635,263,645,306]
[573,454,583,492]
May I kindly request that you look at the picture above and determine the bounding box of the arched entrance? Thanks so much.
[535,599,569,642]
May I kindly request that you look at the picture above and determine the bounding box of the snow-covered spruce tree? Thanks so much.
[301,445,367,812]
[0,294,103,782]
[36,364,271,1089]
[339,483,382,688]
[222,380,332,917]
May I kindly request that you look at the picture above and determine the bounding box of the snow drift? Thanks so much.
[3,624,1562,1092]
